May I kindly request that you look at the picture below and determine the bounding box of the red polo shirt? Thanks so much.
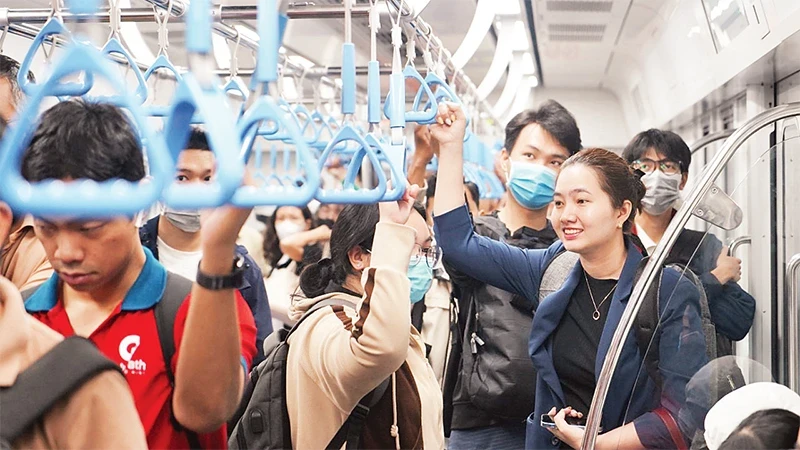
[26,248,257,449]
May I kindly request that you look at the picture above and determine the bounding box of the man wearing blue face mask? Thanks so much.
[139,127,273,366]
[440,100,582,449]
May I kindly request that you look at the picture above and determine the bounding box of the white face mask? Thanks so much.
[641,170,682,216]
[275,220,305,241]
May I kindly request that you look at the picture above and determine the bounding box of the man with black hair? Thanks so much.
[0,54,35,123]
[0,55,52,293]
[622,128,755,353]
[442,99,582,449]
[23,100,257,449]
[139,127,273,366]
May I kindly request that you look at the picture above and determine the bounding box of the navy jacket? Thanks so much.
[434,206,708,449]
[139,216,273,366]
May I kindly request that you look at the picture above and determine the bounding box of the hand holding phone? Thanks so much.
[541,413,587,430]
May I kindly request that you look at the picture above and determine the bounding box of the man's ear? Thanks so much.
[0,202,13,247]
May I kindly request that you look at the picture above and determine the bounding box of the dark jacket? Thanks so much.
[665,229,756,348]
[435,206,708,449]
[139,216,273,366]
[443,213,557,431]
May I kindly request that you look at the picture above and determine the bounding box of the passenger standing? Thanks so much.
[0,55,52,291]
[622,129,756,352]
[263,205,328,329]
[23,100,257,449]
[139,127,273,366]
[432,103,707,449]
[0,115,146,449]
[443,101,582,450]
[285,187,444,449]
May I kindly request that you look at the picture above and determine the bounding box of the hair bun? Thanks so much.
[299,258,335,298]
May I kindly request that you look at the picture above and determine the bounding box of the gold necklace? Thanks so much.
[583,271,618,321]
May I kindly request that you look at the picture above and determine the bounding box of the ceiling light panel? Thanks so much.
[545,0,613,13]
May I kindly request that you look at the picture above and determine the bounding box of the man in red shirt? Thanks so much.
[22,100,256,449]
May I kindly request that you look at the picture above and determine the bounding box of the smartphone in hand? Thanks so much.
[540,413,589,430]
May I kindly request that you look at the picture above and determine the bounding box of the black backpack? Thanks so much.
[228,298,390,450]
[0,337,121,448]
[19,272,201,448]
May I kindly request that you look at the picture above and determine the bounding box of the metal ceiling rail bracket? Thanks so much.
[1,4,370,23]
[581,102,800,450]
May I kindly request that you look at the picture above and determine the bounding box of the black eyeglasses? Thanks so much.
[410,244,441,268]
[631,158,682,175]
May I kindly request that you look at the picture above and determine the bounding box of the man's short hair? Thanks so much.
[504,100,582,155]
[186,127,211,151]
[21,100,145,183]
[622,129,692,174]
[0,55,35,106]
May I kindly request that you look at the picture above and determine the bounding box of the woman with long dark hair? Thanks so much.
[431,103,707,449]
[283,186,445,449]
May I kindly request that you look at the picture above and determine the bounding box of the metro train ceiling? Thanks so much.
[529,0,676,88]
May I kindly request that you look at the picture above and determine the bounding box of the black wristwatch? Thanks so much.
[196,255,246,290]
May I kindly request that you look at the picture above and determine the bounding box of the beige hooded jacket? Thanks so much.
[285,222,444,449]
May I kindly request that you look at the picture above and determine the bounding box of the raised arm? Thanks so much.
[173,203,253,432]
[431,103,548,299]
[279,225,331,262]
[294,187,419,406]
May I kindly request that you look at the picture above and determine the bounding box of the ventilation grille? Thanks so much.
[548,24,606,34]
[546,1,613,12]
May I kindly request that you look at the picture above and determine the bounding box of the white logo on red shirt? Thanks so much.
[119,334,147,375]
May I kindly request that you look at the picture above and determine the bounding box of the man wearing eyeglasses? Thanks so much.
[623,129,756,356]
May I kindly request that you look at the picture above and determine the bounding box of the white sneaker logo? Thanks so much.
[118,334,147,375]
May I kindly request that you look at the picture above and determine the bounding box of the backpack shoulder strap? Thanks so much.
[287,297,390,450]
[665,263,717,359]
[153,272,193,386]
[152,272,201,448]
[631,257,665,389]
[539,250,580,307]
[0,336,121,444]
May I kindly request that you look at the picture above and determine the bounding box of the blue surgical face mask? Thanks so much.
[408,262,433,304]
[506,161,557,210]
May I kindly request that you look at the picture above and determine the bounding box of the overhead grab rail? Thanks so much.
[159,0,244,208]
[582,102,800,450]
[315,0,387,204]
[0,0,172,217]
[18,0,94,97]
[231,0,319,207]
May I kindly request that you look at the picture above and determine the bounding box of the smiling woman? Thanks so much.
[432,103,708,450]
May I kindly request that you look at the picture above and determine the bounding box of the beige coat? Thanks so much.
[286,222,445,449]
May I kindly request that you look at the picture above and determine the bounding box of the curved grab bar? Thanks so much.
[582,102,800,450]
[785,254,800,392]
[101,37,148,104]
[729,236,752,258]
[0,43,171,217]
[690,130,735,154]
[18,17,94,97]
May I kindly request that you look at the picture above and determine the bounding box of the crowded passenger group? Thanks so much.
[0,52,796,450]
